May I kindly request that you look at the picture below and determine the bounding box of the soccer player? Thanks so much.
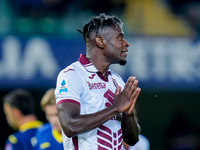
[34,88,63,150]
[55,13,141,150]
[3,89,43,150]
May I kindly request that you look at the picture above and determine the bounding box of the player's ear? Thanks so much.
[96,37,105,49]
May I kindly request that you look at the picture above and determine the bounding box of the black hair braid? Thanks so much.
[78,13,123,42]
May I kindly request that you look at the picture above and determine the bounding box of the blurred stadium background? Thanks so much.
[0,0,200,149]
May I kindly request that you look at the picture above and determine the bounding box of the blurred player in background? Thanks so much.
[34,88,64,150]
[3,89,43,150]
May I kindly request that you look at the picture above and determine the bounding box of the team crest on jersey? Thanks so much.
[111,77,118,88]
[87,82,106,90]
[59,79,68,93]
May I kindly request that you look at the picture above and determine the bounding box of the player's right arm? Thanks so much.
[57,99,120,137]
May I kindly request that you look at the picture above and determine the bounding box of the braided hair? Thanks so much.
[78,13,123,42]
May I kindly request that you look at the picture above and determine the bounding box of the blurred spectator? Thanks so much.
[8,0,73,18]
[3,89,43,150]
[4,0,126,35]
[8,0,44,17]
[75,0,125,15]
[8,0,125,18]
[34,88,63,150]
[183,2,200,44]
[167,0,200,43]
[42,0,74,17]
[164,111,200,150]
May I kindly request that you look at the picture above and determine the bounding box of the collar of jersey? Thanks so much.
[19,121,43,132]
[78,54,111,74]
[78,54,98,72]
[52,129,63,143]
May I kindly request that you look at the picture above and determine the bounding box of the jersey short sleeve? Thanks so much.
[55,66,85,106]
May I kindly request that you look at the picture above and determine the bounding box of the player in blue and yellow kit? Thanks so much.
[3,89,43,150]
[34,123,63,150]
[34,88,64,150]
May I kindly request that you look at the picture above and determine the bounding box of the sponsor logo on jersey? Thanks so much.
[87,82,106,90]
[59,79,68,93]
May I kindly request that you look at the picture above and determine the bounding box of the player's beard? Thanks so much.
[119,59,127,66]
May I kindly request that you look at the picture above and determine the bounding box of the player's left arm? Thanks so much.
[121,78,141,146]
[122,108,141,146]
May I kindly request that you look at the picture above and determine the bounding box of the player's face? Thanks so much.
[44,105,61,133]
[102,25,129,65]
[3,103,18,130]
